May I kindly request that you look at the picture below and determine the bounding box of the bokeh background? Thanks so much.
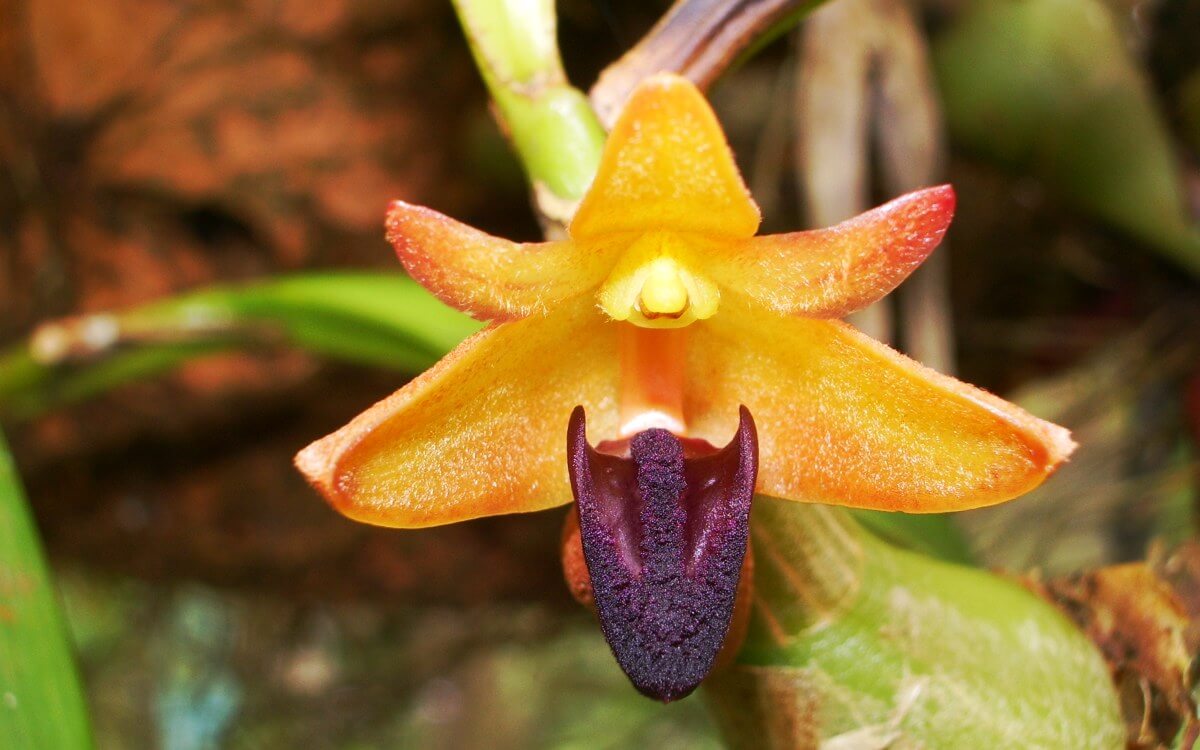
[2,0,1199,747]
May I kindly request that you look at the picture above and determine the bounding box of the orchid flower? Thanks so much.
[295,74,1074,702]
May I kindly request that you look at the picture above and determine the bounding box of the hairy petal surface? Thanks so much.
[387,201,616,321]
[569,73,760,240]
[685,306,1075,512]
[295,302,620,527]
[711,186,956,318]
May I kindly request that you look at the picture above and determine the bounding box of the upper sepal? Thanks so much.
[569,73,761,241]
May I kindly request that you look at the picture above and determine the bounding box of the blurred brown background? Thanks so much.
[2,0,1200,747]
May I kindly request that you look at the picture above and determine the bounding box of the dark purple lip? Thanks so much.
[566,406,758,702]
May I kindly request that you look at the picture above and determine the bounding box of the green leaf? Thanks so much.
[850,509,975,565]
[934,0,1200,275]
[708,500,1123,749]
[0,429,93,749]
[0,273,482,421]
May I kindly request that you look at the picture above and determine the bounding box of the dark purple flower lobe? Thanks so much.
[566,407,758,702]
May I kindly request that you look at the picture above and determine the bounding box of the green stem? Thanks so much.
[451,0,607,222]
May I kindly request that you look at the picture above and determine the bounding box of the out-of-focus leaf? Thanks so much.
[934,0,1200,275]
[850,510,975,565]
[156,590,241,750]
[708,500,1123,749]
[1183,70,1200,156]
[0,429,93,749]
[0,273,481,421]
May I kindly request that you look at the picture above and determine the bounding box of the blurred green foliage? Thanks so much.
[8,1,1195,746]
[709,499,1124,749]
[0,274,481,421]
[1183,70,1200,154]
[935,0,1200,275]
[851,510,975,565]
[58,572,721,749]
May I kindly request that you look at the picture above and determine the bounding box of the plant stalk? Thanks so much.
[450,0,607,226]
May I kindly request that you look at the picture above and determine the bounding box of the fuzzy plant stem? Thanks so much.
[450,0,607,226]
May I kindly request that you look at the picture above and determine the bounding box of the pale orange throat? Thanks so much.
[618,324,687,437]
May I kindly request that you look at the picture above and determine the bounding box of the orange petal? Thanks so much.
[295,302,621,527]
[685,305,1074,512]
[569,74,760,240]
[387,201,616,321]
[711,186,956,318]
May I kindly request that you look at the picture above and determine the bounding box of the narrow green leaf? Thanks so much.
[0,429,93,749]
[0,273,482,421]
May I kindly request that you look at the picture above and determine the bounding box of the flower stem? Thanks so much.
[450,0,607,225]
[590,0,830,128]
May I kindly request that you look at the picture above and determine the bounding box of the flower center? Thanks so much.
[618,326,686,437]
[596,232,719,329]
[637,259,690,318]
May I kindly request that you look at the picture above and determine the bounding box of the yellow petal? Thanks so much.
[685,305,1075,512]
[569,74,760,240]
[710,186,956,318]
[387,201,617,321]
[295,302,621,527]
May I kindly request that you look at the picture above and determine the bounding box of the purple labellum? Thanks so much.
[566,406,758,702]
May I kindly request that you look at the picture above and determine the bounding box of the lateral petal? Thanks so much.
[387,201,615,321]
[685,306,1075,512]
[295,302,621,527]
[569,74,760,240]
[711,185,956,318]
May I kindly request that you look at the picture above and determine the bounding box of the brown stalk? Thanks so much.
[589,0,820,128]
[794,0,955,369]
